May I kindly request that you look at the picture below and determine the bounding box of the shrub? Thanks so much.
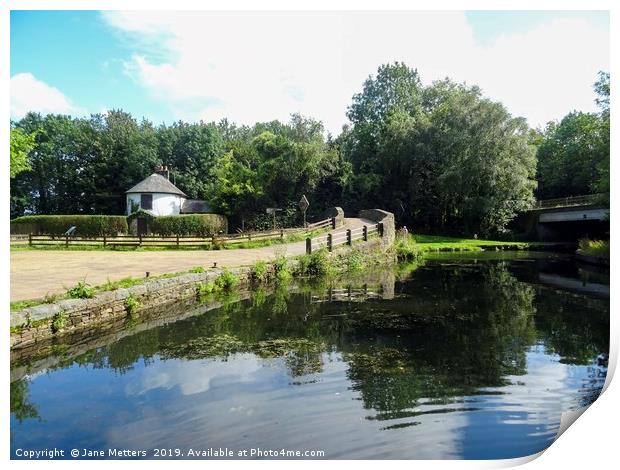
[272,254,292,283]
[10,215,128,236]
[125,294,142,316]
[151,214,228,237]
[251,260,269,283]
[304,249,333,276]
[189,266,205,273]
[215,270,238,291]
[66,281,95,299]
[51,311,69,333]
[197,281,216,297]
[394,234,423,260]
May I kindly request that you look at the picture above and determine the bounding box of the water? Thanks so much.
[10,253,609,459]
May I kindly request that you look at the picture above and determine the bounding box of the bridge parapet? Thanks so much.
[533,193,605,210]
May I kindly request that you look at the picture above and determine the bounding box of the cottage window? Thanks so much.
[141,194,153,210]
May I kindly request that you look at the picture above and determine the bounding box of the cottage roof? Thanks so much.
[181,199,213,214]
[125,173,187,197]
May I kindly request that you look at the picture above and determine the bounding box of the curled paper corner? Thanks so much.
[556,406,588,440]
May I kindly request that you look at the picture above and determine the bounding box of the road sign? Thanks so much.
[266,208,282,215]
[298,195,310,212]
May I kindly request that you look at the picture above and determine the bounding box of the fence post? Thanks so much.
[306,237,312,255]
[280,229,284,239]
[363,225,368,241]
[65,234,69,247]
[378,222,384,237]
[139,234,142,246]
[346,229,352,246]
[331,217,336,229]
[176,235,180,248]
[28,233,32,246]
[327,233,333,252]
[103,235,107,247]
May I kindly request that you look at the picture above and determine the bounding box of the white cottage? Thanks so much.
[125,166,214,235]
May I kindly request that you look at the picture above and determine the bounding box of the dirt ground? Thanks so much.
[10,218,371,301]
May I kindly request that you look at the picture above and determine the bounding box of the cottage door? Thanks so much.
[137,217,148,236]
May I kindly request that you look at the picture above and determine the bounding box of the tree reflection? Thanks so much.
[10,379,39,423]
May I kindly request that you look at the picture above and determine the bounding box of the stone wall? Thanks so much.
[358,209,396,248]
[10,268,253,350]
[323,207,345,227]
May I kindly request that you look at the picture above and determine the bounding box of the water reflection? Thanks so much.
[11,255,609,459]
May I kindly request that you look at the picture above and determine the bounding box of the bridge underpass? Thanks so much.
[512,194,609,242]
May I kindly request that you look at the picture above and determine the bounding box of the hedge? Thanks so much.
[11,215,128,236]
[150,214,228,237]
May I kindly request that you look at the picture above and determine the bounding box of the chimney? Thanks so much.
[155,165,170,180]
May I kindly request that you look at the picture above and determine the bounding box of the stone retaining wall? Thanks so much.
[10,267,254,350]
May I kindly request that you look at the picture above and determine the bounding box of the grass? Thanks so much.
[578,238,609,258]
[411,234,530,253]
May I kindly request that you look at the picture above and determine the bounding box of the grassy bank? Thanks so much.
[395,233,530,260]
[577,239,609,259]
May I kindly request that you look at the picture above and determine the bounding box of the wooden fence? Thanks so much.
[23,217,336,249]
[305,222,382,254]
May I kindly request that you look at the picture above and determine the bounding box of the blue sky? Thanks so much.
[10,10,609,132]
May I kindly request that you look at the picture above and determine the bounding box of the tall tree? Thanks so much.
[10,127,35,179]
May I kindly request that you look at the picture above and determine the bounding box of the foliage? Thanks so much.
[250,260,270,283]
[341,63,537,236]
[297,249,333,277]
[394,234,423,260]
[196,281,216,297]
[150,214,228,237]
[272,254,292,282]
[66,281,95,299]
[124,295,142,316]
[51,311,69,333]
[10,128,35,178]
[11,215,128,236]
[578,238,609,258]
[214,270,238,291]
[189,266,205,273]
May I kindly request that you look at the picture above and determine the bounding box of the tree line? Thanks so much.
[10,63,610,236]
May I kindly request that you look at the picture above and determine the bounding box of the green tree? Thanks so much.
[10,127,35,178]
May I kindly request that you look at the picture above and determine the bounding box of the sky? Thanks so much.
[10,10,609,134]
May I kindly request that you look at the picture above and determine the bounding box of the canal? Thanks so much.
[10,253,609,459]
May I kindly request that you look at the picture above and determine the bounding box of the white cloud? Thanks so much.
[102,11,609,133]
[10,72,82,119]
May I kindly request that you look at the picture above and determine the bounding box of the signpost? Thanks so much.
[298,195,310,227]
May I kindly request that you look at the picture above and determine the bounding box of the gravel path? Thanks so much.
[10,218,373,301]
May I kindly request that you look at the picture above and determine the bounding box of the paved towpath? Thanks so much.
[10,218,373,301]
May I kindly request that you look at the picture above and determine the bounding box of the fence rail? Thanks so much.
[22,217,338,249]
[534,193,604,210]
[305,222,382,254]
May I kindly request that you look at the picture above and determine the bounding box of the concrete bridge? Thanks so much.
[514,194,609,241]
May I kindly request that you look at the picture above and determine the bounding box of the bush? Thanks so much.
[125,295,142,316]
[394,234,423,260]
[251,260,269,283]
[10,215,128,236]
[151,214,228,237]
[298,249,333,277]
[66,281,95,299]
[214,270,238,291]
[273,254,292,282]
[197,281,216,297]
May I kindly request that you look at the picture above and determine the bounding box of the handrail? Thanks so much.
[305,222,382,254]
[534,193,605,210]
